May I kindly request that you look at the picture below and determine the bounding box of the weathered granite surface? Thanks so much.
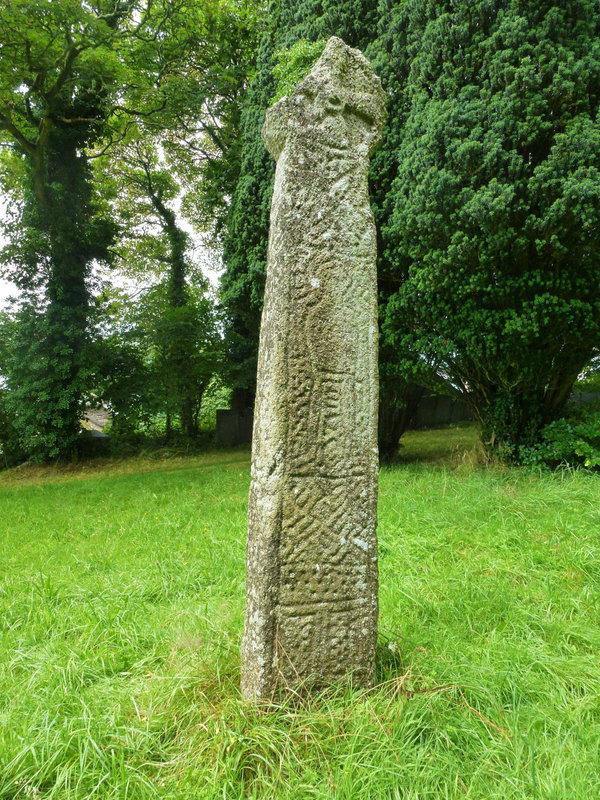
[241,36,386,700]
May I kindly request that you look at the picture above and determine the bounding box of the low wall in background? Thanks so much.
[570,391,600,408]
[216,408,253,447]
[216,390,598,447]
[216,393,473,448]
[409,394,473,429]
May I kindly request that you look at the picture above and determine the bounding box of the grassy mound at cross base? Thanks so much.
[0,424,599,799]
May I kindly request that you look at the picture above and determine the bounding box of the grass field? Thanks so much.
[1,424,599,799]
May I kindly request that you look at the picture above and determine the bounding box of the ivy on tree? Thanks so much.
[0,0,253,460]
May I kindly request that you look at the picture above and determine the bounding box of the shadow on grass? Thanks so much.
[390,422,484,467]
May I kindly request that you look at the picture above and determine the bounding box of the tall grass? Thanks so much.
[0,426,599,798]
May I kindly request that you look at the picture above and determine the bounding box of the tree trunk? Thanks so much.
[148,186,200,444]
[477,385,573,459]
[378,383,425,463]
[13,135,97,460]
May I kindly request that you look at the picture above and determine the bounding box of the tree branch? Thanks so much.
[45,43,85,102]
[0,112,37,155]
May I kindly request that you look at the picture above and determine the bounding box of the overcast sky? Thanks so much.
[0,279,17,310]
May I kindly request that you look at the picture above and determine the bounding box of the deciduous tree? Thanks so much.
[0,0,253,459]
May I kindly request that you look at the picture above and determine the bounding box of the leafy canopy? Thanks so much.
[370,0,600,452]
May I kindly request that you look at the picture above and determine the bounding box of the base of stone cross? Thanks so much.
[241,36,386,701]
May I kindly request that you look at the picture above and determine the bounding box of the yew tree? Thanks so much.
[372,0,600,454]
[220,0,435,458]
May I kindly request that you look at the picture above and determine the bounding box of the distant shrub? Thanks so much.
[0,389,24,468]
[520,409,600,470]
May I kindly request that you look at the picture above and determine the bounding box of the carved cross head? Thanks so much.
[263,36,387,162]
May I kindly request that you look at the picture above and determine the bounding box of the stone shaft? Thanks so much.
[241,37,386,700]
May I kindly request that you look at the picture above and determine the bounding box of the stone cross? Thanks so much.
[241,36,386,700]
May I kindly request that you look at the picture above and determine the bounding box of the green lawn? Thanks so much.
[1,425,599,799]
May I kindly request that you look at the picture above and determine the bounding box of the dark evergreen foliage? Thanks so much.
[220,0,378,412]
[220,27,278,410]
[222,0,600,458]
[372,0,600,453]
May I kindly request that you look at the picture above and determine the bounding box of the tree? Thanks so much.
[220,0,429,460]
[90,281,221,443]
[161,0,260,237]
[0,2,153,457]
[219,24,278,412]
[152,288,222,441]
[222,0,600,460]
[371,0,600,455]
[0,0,252,460]
[0,0,119,459]
[0,310,24,467]
[94,135,224,441]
